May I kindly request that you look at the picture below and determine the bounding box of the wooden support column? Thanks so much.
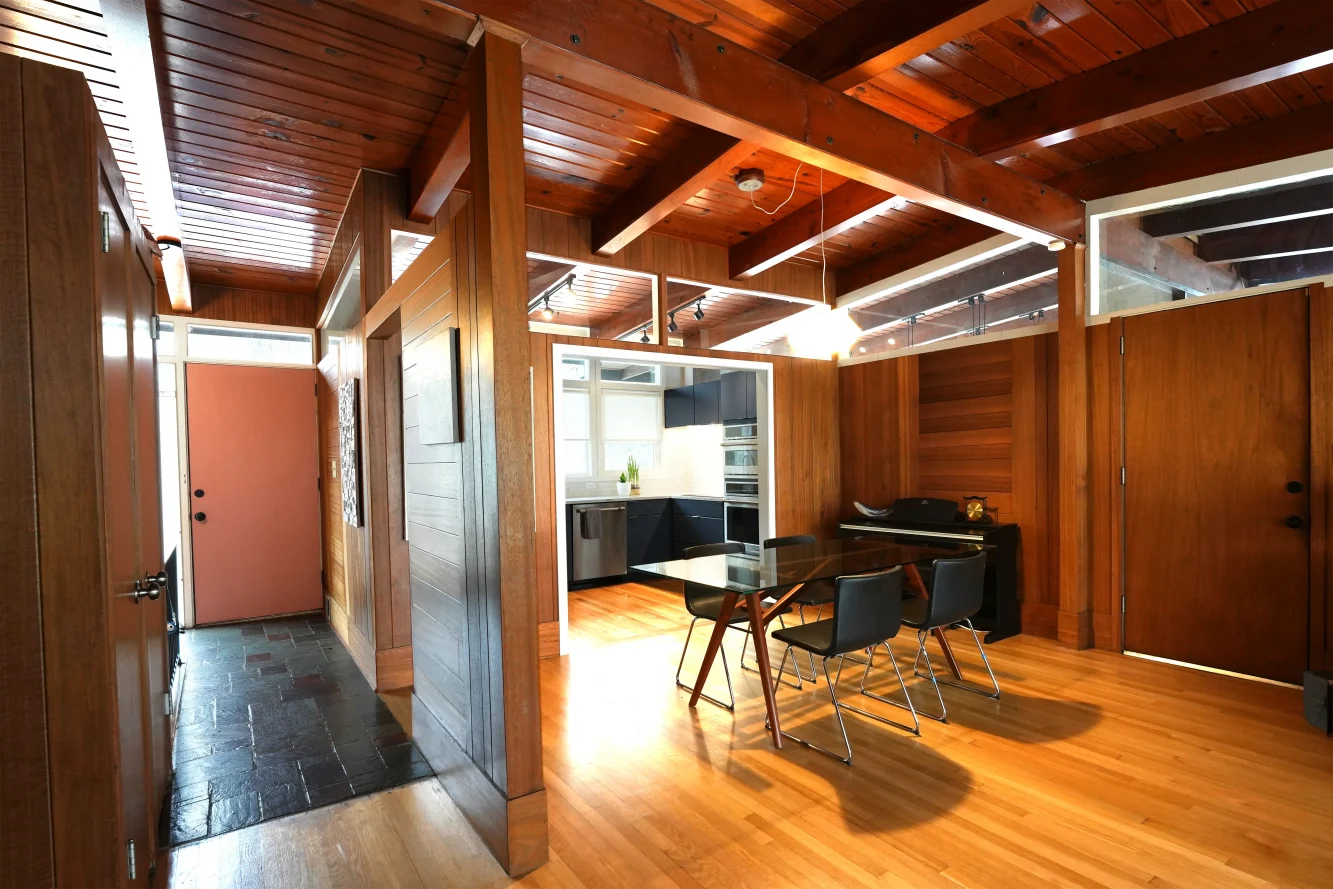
[1311,282,1332,671]
[896,356,919,498]
[1057,244,1091,649]
[655,272,670,346]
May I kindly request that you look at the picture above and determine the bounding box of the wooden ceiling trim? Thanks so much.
[937,2,1332,160]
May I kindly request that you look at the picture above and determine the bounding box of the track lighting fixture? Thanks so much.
[667,311,678,333]
[540,297,555,321]
[693,300,705,321]
[640,326,651,343]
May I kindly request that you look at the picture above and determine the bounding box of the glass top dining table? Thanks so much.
[633,535,988,750]
[632,535,984,594]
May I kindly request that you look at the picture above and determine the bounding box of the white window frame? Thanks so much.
[176,316,317,368]
[560,357,665,482]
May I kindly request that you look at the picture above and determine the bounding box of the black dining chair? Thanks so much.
[767,567,920,765]
[674,541,747,710]
[760,534,835,681]
[901,551,998,722]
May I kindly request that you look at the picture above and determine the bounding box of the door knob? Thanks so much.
[145,570,168,590]
[193,512,206,522]
[1287,481,1304,494]
[132,579,161,603]
[1284,514,1304,530]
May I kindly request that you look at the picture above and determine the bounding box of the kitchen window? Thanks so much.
[601,388,660,472]
[562,388,592,476]
[561,357,663,480]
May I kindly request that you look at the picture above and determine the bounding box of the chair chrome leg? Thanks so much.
[674,617,736,711]
[928,620,1001,700]
[775,656,853,765]
[854,640,921,736]
[909,629,949,722]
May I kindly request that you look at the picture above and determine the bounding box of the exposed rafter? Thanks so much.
[1142,181,1333,239]
[101,0,191,310]
[435,0,1086,252]
[1102,220,1243,296]
[938,1,1333,161]
[836,219,999,300]
[1197,217,1333,264]
[854,281,1057,353]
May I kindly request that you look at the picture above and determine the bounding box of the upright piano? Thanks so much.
[838,497,1021,643]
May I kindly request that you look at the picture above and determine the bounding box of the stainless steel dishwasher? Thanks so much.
[571,502,627,582]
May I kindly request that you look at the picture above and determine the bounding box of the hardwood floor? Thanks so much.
[170,582,1333,889]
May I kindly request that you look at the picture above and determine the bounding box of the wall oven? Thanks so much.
[724,474,759,547]
[722,423,760,479]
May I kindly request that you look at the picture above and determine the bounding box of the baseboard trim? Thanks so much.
[327,595,377,688]
[538,621,560,659]
[376,645,413,690]
[411,691,548,877]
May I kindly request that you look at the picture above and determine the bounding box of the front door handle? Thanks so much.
[1284,514,1304,530]
[145,570,168,590]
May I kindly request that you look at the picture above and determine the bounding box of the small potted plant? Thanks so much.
[626,456,640,493]
[616,472,631,496]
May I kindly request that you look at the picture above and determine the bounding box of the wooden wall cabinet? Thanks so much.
[2,57,170,888]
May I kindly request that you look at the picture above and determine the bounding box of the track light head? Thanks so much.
[667,311,678,333]
[693,300,705,321]
[540,298,555,321]
[640,327,650,343]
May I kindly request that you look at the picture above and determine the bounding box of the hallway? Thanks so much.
[169,613,431,845]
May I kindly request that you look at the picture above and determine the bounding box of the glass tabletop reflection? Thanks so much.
[632,536,985,595]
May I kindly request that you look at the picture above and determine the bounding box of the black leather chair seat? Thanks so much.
[771,617,835,656]
[900,594,930,628]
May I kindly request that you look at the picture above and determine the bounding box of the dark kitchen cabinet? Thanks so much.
[670,498,725,558]
[693,379,721,425]
[721,371,757,424]
[664,385,694,428]
[627,498,671,566]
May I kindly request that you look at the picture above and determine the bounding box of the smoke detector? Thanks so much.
[734,168,765,192]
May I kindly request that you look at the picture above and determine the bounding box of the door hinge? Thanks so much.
[150,315,161,341]
[1120,466,1126,485]
[127,839,136,881]
[163,691,172,717]
[1120,335,1125,355]
[1121,596,1126,614]
[101,211,111,253]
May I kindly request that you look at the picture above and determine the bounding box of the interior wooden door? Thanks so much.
[1124,288,1311,684]
[187,363,322,624]
[98,176,150,887]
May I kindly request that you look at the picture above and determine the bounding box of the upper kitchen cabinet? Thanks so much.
[664,385,695,428]
[721,372,757,424]
[694,380,721,426]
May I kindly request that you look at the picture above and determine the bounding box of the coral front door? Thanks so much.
[187,363,322,624]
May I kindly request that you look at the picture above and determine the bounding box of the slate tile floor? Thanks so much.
[168,614,432,845]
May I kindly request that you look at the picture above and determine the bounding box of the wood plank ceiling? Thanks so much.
[3,0,1328,304]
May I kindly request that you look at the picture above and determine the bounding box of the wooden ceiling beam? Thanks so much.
[101,0,192,310]
[432,0,1083,251]
[939,1,1333,161]
[1197,217,1333,264]
[590,130,754,255]
[850,244,1057,334]
[1142,181,1333,239]
[1049,104,1333,202]
[836,218,998,298]
[1236,250,1333,284]
[585,0,1035,258]
[685,299,808,349]
[779,0,1029,94]
[405,25,478,223]
[1102,220,1243,296]
[729,181,904,280]
[590,295,654,340]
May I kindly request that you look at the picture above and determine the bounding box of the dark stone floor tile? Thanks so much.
[241,625,267,638]
[173,777,210,804]
[175,752,255,789]
[209,791,263,835]
[300,758,347,790]
[170,797,210,846]
[253,749,305,769]
[360,710,399,730]
[259,663,289,676]
[367,722,407,740]
[372,731,410,749]
[306,781,353,808]
[245,652,272,664]
[280,684,342,703]
[333,739,376,762]
[289,734,334,760]
[266,632,291,642]
[260,783,309,820]
[251,697,319,725]
[378,744,425,769]
[340,753,385,781]
[325,722,371,745]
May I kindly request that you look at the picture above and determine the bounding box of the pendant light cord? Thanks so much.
[750,162,804,215]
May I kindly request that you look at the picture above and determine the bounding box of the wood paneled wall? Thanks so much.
[157,282,317,328]
[1314,284,1333,672]
[529,333,842,635]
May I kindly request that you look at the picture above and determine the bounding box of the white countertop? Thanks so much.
[565,493,727,505]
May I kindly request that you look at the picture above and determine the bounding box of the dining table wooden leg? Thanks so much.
[746,592,783,748]
[904,563,964,680]
[689,590,739,708]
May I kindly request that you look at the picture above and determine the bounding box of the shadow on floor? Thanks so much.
[168,613,432,846]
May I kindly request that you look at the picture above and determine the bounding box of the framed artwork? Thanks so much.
[338,379,361,526]
[418,325,461,444]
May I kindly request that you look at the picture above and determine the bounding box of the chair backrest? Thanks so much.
[763,534,816,549]
[925,551,988,626]
[826,567,904,655]
[683,541,744,559]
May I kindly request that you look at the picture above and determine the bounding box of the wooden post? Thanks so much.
[464,29,547,875]
[1057,244,1092,649]
[896,355,919,498]
[655,272,670,346]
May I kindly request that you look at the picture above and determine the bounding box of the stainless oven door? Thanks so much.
[724,502,759,547]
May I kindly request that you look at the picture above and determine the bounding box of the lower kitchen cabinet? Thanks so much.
[671,498,725,558]
[627,498,671,566]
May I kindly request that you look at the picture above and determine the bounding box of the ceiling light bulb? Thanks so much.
[540,299,555,321]
[858,346,866,353]
[667,312,678,333]
[693,301,705,321]
[887,337,896,345]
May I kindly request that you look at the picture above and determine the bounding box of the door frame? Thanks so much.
[156,317,317,628]
[1113,283,1330,684]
